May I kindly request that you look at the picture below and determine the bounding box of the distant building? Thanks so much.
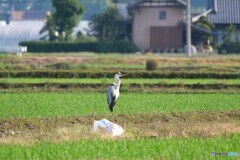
[0,0,92,53]
[207,0,240,44]
[0,9,90,53]
[130,0,186,51]
[191,0,240,44]
[0,21,45,52]
[0,2,49,52]
[0,20,90,53]
[119,0,240,52]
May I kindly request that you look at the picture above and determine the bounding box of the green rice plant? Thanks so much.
[0,93,239,118]
[0,134,239,159]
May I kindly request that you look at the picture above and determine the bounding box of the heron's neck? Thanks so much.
[115,78,121,90]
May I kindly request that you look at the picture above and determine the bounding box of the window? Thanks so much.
[159,11,166,20]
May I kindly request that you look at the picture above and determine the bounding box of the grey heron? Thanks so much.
[107,72,125,112]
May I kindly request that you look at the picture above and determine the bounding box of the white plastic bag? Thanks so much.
[93,119,124,136]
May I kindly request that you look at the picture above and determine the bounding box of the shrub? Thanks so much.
[219,42,240,54]
[46,63,71,70]
[0,70,240,79]
[19,41,139,53]
[146,59,158,71]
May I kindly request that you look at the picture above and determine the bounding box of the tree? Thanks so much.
[192,16,215,45]
[79,0,112,20]
[89,6,131,41]
[222,24,238,43]
[52,0,84,41]
[39,12,56,41]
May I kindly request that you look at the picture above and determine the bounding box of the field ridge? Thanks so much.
[0,110,239,144]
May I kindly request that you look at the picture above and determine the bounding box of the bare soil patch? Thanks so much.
[0,110,239,144]
[7,56,96,66]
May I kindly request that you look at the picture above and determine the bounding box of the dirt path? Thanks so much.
[3,55,240,65]
[0,110,239,144]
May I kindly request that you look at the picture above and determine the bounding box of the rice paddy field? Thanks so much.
[0,53,239,159]
[0,135,239,160]
[0,93,240,118]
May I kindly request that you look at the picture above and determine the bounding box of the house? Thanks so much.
[119,0,240,52]
[192,0,240,44]
[130,0,186,52]
[207,0,240,44]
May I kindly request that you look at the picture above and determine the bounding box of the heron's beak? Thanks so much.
[119,74,127,77]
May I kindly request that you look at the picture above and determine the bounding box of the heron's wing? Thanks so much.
[109,95,117,112]
[107,84,117,112]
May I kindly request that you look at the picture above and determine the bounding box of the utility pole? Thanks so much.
[186,0,192,57]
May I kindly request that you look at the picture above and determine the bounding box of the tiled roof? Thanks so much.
[130,0,186,8]
[9,11,24,20]
[117,0,138,3]
[23,10,47,20]
[208,0,240,24]
[7,10,47,20]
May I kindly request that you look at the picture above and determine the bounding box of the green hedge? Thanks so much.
[1,83,240,92]
[219,42,240,54]
[19,41,139,53]
[1,70,240,79]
